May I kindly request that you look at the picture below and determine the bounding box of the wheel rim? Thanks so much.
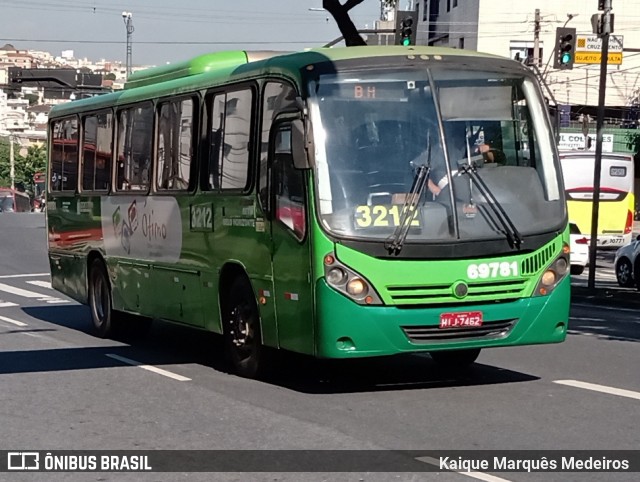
[618,262,631,284]
[229,303,257,361]
[92,272,108,327]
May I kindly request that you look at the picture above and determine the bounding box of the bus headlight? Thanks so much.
[323,252,382,305]
[326,267,347,285]
[541,270,556,286]
[554,257,569,276]
[347,278,368,296]
[534,248,570,296]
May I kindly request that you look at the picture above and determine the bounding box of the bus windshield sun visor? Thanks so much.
[458,162,523,250]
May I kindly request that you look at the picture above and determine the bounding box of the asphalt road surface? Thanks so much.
[0,213,638,482]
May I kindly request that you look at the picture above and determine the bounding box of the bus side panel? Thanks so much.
[47,195,95,304]
[196,196,278,344]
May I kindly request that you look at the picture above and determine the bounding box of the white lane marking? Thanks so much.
[26,280,52,289]
[0,282,69,304]
[0,282,48,298]
[0,273,49,279]
[0,315,28,327]
[106,354,191,382]
[0,301,18,308]
[416,456,511,482]
[569,316,606,322]
[554,380,640,401]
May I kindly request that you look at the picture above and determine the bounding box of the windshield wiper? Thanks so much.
[385,142,432,255]
[458,162,523,249]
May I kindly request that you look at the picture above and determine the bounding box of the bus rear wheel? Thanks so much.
[224,278,264,378]
[88,259,116,338]
[430,348,481,369]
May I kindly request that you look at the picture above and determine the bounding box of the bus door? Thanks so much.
[268,121,314,354]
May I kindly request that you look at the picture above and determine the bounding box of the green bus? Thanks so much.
[46,46,570,378]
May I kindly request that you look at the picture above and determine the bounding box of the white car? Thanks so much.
[614,236,640,287]
[569,222,589,275]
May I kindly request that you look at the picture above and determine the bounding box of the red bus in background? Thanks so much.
[33,172,46,211]
[0,188,31,212]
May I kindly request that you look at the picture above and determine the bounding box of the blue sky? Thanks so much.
[0,0,383,66]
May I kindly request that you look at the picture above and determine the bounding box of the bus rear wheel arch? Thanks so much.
[87,257,152,339]
[222,276,266,379]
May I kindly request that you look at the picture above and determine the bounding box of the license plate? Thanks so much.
[439,311,483,329]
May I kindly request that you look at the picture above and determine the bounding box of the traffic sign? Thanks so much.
[574,34,623,65]
[574,52,622,64]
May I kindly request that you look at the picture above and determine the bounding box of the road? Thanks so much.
[0,213,638,481]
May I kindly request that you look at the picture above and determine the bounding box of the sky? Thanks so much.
[0,0,385,67]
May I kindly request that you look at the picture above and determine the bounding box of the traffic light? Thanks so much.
[553,27,577,70]
[395,10,418,46]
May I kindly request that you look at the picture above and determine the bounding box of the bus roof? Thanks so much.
[48,46,513,120]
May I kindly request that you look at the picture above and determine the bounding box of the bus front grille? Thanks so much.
[385,280,527,305]
[402,319,516,342]
[520,242,558,275]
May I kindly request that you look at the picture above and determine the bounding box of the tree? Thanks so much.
[0,139,46,190]
[323,0,398,46]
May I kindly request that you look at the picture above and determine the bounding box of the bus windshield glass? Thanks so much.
[309,66,564,244]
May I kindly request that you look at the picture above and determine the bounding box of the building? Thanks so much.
[416,0,640,122]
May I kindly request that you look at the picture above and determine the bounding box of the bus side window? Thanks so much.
[50,117,79,192]
[272,125,305,240]
[157,98,194,191]
[205,88,253,191]
[82,111,113,192]
[259,81,298,213]
[116,103,153,192]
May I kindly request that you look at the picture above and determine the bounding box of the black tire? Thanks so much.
[616,258,634,287]
[88,259,116,338]
[224,278,265,378]
[570,265,585,276]
[430,348,481,369]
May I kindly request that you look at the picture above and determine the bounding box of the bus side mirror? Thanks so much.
[291,118,313,169]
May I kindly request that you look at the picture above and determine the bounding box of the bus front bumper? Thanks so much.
[315,276,570,358]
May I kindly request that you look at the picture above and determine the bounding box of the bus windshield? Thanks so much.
[309,66,564,245]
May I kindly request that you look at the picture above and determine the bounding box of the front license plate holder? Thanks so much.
[439,311,483,329]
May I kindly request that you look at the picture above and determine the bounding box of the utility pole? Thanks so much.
[9,135,14,190]
[122,11,134,78]
[533,9,541,66]
[587,0,613,290]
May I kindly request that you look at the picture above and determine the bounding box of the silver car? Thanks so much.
[614,235,640,287]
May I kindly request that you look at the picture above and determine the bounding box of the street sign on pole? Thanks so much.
[574,34,623,65]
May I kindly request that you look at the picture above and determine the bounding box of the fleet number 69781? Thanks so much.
[467,262,518,279]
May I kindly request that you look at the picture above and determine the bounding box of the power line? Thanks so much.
[0,38,329,45]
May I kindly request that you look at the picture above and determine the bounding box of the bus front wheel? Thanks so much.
[224,278,264,378]
[89,259,116,338]
[430,348,481,369]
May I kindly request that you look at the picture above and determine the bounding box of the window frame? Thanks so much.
[257,79,300,216]
[202,82,258,195]
[113,101,155,195]
[79,108,114,194]
[48,115,80,194]
[154,94,200,194]
[269,117,308,243]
